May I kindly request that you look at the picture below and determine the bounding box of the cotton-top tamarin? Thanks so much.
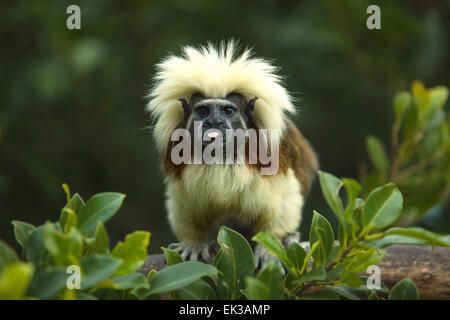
[146,41,318,267]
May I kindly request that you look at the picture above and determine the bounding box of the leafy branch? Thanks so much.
[362,81,449,225]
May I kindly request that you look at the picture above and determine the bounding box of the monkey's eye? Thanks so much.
[196,106,209,117]
[223,106,236,116]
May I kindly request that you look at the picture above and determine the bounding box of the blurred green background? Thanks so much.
[1,0,449,253]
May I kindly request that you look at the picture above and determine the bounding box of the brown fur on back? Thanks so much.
[278,119,319,197]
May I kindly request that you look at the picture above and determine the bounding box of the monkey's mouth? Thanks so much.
[202,129,225,145]
[207,130,220,139]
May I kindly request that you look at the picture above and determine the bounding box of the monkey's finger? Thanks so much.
[168,243,180,250]
[190,249,200,261]
[201,246,211,263]
[180,249,191,261]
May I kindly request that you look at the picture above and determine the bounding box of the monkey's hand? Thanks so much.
[168,240,219,264]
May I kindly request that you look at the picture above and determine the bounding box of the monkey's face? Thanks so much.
[179,93,257,146]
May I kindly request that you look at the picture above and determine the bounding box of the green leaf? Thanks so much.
[354,277,389,294]
[341,248,386,284]
[59,209,78,233]
[338,224,346,249]
[429,86,449,109]
[131,269,159,300]
[78,192,125,233]
[43,223,83,266]
[11,220,35,249]
[341,248,387,281]
[80,254,122,290]
[27,267,68,299]
[252,260,284,300]
[425,85,448,122]
[111,272,149,290]
[252,232,289,266]
[60,192,84,233]
[175,279,217,300]
[366,135,390,175]
[388,278,419,300]
[318,171,345,223]
[394,91,412,120]
[381,227,450,248]
[361,183,403,231]
[216,226,254,299]
[64,193,85,214]
[245,278,271,300]
[325,244,340,266]
[294,266,326,285]
[300,290,340,300]
[75,291,98,300]
[147,261,218,295]
[89,221,110,254]
[412,80,431,124]
[0,240,19,272]
[286,242,306,277]
[283,271,297,291]
[369,235,427,248]
[325,284,366,300]
[25,224,51,267]
[309,211,334,265]
[147,269,157,281]
[340,272,363,288]
[0,262,34,299]
[161,247,184,266]
[342,178,361,213]
[111,231,150,276]
[90,288,126,300]
[368,290,381,300]
[301,240,320,274]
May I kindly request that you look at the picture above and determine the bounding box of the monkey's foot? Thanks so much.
[168,240,219,264]
[253,243,285,275]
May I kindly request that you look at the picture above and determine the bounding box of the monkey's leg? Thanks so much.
[166,201,220,263]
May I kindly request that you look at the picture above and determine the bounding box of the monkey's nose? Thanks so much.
[205,118,224,128]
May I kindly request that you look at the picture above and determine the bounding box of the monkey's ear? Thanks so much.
[247,96,258,112]
[178,98,191,116]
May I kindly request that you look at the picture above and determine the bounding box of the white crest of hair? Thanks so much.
[146,40,296,155]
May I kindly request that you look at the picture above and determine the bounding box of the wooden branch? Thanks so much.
[376,245,450,299]
[138,243,450,299]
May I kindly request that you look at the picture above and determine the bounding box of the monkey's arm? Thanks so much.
[166,193,220,262]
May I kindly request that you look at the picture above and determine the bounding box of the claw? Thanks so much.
[166,241,218,264]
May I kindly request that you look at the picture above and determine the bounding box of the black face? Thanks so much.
[180,92,257,146]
